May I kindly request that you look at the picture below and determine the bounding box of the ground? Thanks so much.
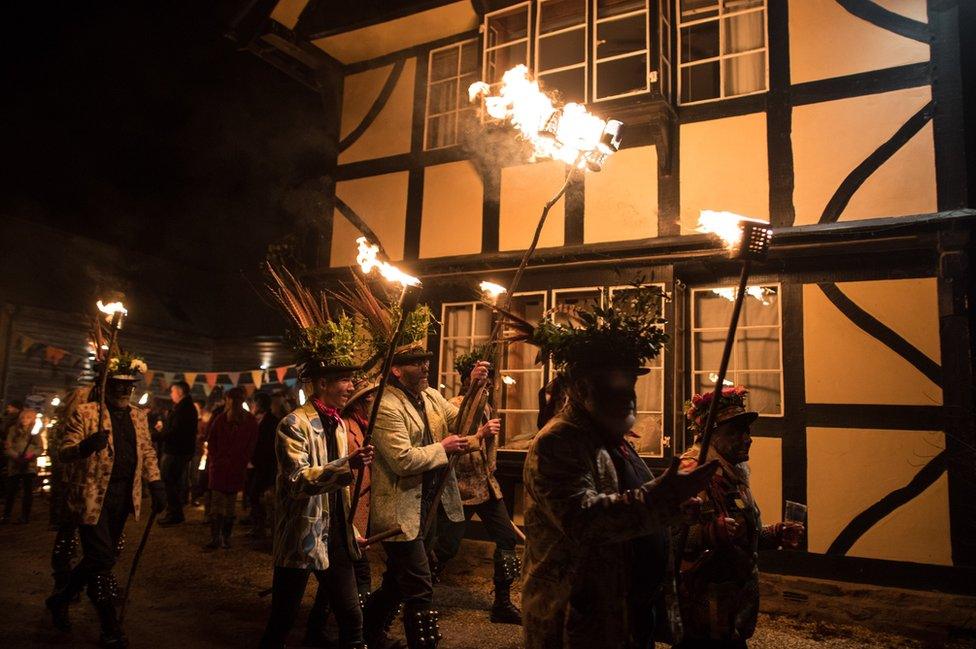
[0,498,971,648]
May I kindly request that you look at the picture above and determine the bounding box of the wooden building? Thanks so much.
[237,0,975,591]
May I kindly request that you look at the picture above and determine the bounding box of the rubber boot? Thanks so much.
[88,573,128,648]
[204,515,222,550]
[221,516,234,549]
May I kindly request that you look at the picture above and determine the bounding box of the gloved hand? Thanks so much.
[78,430,110,457]
[149,480,167,514]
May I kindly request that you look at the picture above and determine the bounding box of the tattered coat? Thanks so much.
[447,396,502,505]
[273,402,359,570]
[343,414,371,536]
[61,402,161,525]
[370,386,477,542]
[522,407,680,649]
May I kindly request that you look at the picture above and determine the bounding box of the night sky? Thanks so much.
[3,1,329,274]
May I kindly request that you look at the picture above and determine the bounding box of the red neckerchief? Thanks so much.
[311,398,341,427]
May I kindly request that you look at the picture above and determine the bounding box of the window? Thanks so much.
[498,292,548,450]
[536,0,587,103]
[677,0,767,104]
[425,40,480,150]
[481,0,662,104]
[485,3,532,86]
[690,284,783,415]
[593,0,651,100]
[438,302,492,399]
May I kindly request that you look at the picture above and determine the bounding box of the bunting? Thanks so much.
[275,366,289,383]
[202,383,213,397]
[204,373,218,389]
[251,370,263,390]
[183,372,198,387]
[244,384,257,397]
[227,372,241,387]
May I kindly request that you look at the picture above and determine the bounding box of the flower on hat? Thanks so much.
[684,385,749,432]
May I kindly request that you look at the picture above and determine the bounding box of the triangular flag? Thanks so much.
[275,366,288,383]
[227,372,241,386]
[204,373,218,388]
[18,334,33,353]
[44,346,68,365]
[184,372,198,386]
[251,370,263,390]
[201,383,213,397]
[160,371,174,387]
[244,384,257,397]
[144,371,155,388]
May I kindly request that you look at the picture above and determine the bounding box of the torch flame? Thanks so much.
[479,281,507,300]
[710,286,773,305]
[469,65,615,169]
[96,300,128,317]
[31,413,43,437]
[697,210,768,250]
[356,237,421,288]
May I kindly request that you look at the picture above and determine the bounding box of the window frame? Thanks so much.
[437,300,492,399]
[423,38,480,151]
[534,0,589,104]
[496,290,549,448]
[675,0,769,106]
[591,0,653,102]
[483,2,533,88]
[689,282,784,417]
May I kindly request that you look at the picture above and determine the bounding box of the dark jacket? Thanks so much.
[250,411,279,492]
[162,397,198,456]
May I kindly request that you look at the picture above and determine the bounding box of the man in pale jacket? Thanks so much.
[363,343,492,649]
[259,360,374,649]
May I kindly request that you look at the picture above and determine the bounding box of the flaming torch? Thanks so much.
[95,295,127,447]
[695,211,773,463]
[348,237,422,528]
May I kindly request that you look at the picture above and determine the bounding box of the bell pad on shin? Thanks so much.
[87,572,122,604]
[404,608,442,648]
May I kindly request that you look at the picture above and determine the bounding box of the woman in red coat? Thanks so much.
[205,387,258,549]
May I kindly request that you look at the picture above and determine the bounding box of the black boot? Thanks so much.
[489,552,522,624]
[51,528,78,596]
[221,516,234,549]
[428,553,445,585]
[403,603,441,649]
[46,564,88,632]
[88,573,127,648]
[303,585,333,648]
[204,515,222,550]
[363,587,406,649]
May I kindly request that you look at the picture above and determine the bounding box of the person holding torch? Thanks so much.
[46,350,165,649]
[674,387,804,648]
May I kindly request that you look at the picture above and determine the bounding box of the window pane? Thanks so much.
[500,371,543,411]
[487,7,529,47]
[539,67,586,103]
[475,304,492,336]
[694,290,734,329]
[597,0,646,19]
[430,48,459,82]
[554,289,602,325]
[681,20,719,62]
[426,113,457,149]
[635,369,663,412]
[741,287,778,326]
[693,330,727,372]
[540,0,585,33]
[737,327,780,370]
[693,371,716,396]
[501,412,539,449]
[428,79,457,115]
[631,412,663,456]
[596,14,647,59]
[680,0,719,20]
[723,50,765,96]
[596,53,648,97]
[460,42,479,74]
[681,60,719,102]
[735,371,780,414]
[444,305,473,337]
[538,29,586,71]
[487,42,528,84]
[724,11,765,54]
